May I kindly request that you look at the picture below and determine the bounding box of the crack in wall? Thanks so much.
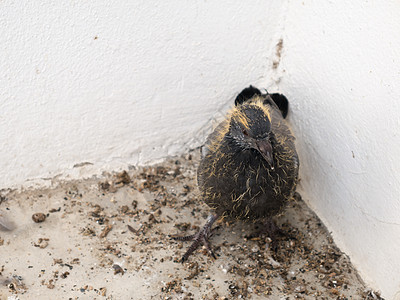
[267,0,290,89]
[354,203,400,226]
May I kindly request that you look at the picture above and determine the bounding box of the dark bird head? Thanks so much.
[228,100,275,169]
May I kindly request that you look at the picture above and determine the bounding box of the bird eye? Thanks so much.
[241,128,248,136]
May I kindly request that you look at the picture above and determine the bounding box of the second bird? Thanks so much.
[174,86,299,262]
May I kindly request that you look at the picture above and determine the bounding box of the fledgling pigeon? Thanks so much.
[174,86,299,262]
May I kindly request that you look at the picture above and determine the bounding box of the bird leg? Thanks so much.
[265,219,284,251]
[264,218,284,239]
[246,218,285,252]
[172,214,219,263]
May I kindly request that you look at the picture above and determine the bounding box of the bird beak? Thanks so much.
[256,140,274,169]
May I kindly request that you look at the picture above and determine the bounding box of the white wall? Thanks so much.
[278,2,400,299]
[0,0,283,189]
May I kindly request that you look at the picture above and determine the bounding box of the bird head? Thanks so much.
[228,102,275,169]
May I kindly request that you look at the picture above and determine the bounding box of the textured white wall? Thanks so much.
[278,1,400,299]
[0,0,283,189]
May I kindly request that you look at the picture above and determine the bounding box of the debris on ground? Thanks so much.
[32,213,46,223]
[0,150,382,299]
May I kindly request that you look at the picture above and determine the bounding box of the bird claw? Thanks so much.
[172,214,218,263]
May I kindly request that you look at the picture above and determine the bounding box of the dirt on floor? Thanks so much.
[0,150,383,299]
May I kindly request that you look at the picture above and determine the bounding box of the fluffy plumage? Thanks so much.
[199,90,298,221]
[173,86,299,262]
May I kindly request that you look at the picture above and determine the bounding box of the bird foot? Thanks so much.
[172,214,218,263]
[246,218,285,252]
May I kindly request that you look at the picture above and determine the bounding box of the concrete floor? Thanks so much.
[0,150,382,299]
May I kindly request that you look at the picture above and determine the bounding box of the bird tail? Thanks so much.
[234,85,289,119]
[234,85,261,106]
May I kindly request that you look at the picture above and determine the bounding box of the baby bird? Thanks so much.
[174,86,299,262]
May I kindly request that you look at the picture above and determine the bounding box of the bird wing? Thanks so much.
[263,96,300,173]
[200,118,229,159]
